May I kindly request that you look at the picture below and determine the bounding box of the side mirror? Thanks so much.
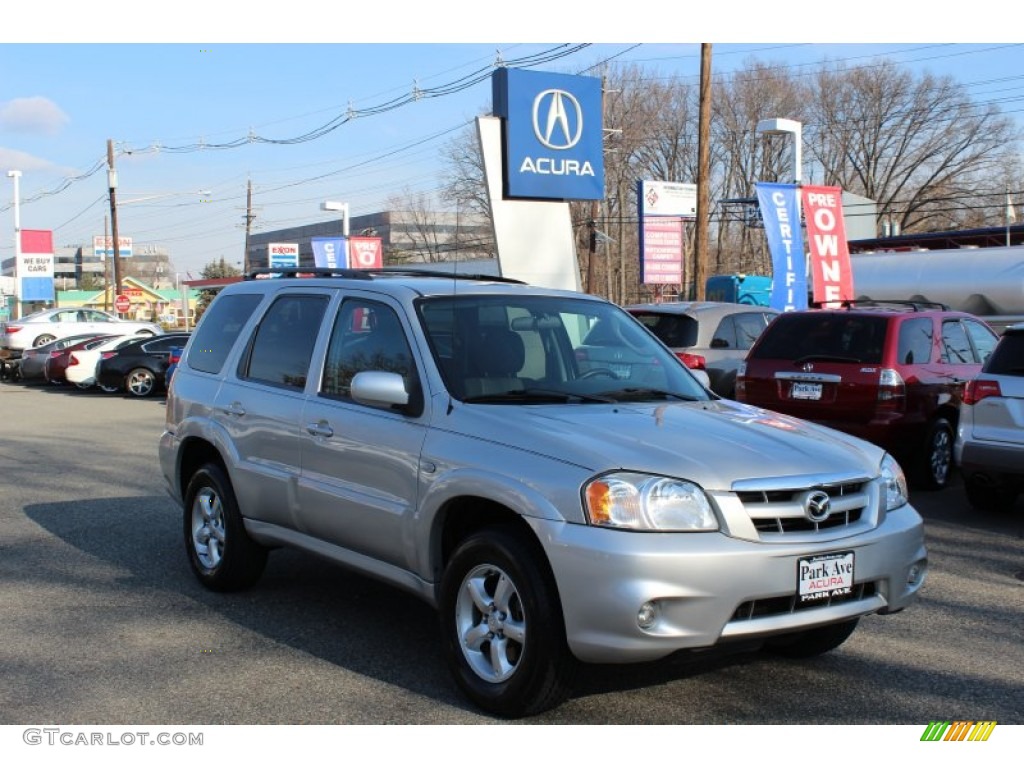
[351,370,422,416]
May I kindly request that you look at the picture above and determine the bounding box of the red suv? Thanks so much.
[736,302,999,489]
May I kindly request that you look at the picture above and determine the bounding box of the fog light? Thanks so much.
[637,601,659,629]
[907,561,926,586]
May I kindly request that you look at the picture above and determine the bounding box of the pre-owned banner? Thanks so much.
[755,183,806,311]
[348,237,383,269]
[802,186,853,306]
[311,237,348,269]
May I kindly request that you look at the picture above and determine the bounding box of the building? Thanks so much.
[246,209,494,271]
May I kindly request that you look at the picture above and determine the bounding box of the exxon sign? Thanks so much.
[493,68,604,201]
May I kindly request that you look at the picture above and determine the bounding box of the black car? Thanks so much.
[95,333,191,397]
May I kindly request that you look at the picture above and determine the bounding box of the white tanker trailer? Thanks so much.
[850,246,1024,332]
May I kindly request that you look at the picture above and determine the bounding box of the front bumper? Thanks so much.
[531,505,926,664]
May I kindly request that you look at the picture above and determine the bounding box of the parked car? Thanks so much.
[0,307,162,355]
[160,269,926,718]
[65,335,148,391]
[17,333,113,383]
[955,323,1024,511]
[626,301,780,397]
[736,301,999,489]
[165,345,185,388]
[96,333,191,397]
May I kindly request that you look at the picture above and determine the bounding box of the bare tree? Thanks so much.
[805,59,1020,232]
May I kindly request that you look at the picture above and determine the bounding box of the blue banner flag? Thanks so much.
[756,182,807,311]
[312,237,348,269]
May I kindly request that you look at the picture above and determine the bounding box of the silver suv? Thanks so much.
[955,323,1024,512]
[159,269,927,717]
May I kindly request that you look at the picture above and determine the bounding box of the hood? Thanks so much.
[446,398,885,491]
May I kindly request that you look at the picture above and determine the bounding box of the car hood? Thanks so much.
[447,398,885,490]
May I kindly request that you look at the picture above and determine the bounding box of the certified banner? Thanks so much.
[755,183,806,311]
[311,237,348,269]
[802,186,853,307]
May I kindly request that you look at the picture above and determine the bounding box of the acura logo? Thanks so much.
[804,490,832,523]
[802,362,814,372]
[532,89,583,150]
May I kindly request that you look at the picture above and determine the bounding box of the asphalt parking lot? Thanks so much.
[0,380,1021,727]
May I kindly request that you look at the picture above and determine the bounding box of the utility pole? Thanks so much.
[243,177,254,274]
[103,215,110,311]
[694,44,713,301]
[106,139,123,299]
[586,75,607,296]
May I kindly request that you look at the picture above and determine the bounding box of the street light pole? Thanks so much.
[6,170,21,318]
[321,200,350,237]
[756,118,802,186]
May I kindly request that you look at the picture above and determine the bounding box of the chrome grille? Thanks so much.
[736,480,869,535]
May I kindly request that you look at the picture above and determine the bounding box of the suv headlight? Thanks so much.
[584,472,719,531]
[880,454,909,510]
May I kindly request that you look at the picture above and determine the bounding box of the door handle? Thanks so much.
[306,421,334,438]
[222,402,246,417]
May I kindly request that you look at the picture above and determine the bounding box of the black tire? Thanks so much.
[916,417,954,490]
[439,526,577,718]
[964,475,1018,513]
[125,367,157,397]
[183,463,267,592]
[765,618,860,658]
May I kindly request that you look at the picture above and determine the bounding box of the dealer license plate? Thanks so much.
[798,551,855,603]
[790,382,822,400]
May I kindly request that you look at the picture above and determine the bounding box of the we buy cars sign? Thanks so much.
[802,186,854,307]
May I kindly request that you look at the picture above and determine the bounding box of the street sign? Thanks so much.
[114,295,131,313]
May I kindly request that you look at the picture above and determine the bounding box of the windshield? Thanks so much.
[417,294,710,403]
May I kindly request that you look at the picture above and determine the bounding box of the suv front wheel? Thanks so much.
[184,463,268,591]
[439,526,577,718]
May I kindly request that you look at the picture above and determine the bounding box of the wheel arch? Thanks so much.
[176,436,230,502]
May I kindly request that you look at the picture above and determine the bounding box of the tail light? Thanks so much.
[675,352,706,370]
[963,379,1002,405]
[49,350,63,358]
[4,325,22,334]
[169,348,182,365]
[877,368,906,412]
[68,353,79,365]
[101,351,118,360]
[735,361,747,399]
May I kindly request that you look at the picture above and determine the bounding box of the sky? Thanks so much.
[3,6,1023,280]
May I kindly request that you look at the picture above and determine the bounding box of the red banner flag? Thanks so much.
[802,186,854,307]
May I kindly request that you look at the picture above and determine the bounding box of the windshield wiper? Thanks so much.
[462,388,616,404]
[594,388,701,402]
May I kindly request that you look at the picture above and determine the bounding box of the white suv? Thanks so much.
[956,323,1024,512]
[159,269,927,717]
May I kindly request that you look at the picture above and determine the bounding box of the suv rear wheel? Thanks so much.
[184,463,267,591]
[918,418,954,490]
[439,526,577,718]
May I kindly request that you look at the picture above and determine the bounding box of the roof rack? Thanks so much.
[835,299,951,312]
[244,266,525,284]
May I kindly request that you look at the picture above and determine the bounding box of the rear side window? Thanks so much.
[731,312,773,350]
[984,331,1024,376]
[751,313,888,364]
[630,312,698,348]
[940,320,975,364]
[897,317,934,365]
[242,295,329,389]
[187,293,263,374]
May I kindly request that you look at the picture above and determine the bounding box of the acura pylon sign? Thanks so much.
[492,68,604,201]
